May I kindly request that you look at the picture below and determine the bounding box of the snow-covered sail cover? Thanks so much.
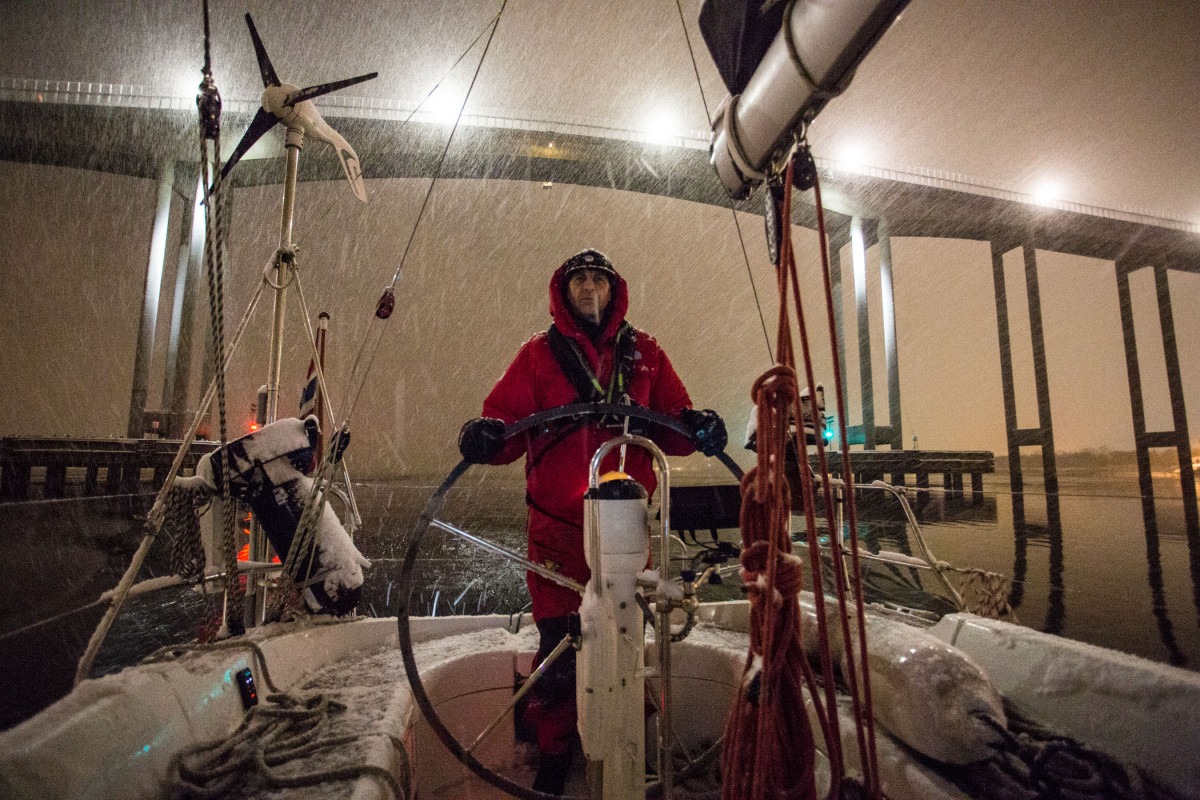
[196,416,369,615]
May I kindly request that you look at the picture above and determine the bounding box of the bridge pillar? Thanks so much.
[161,169,206,439]
[1115,260,1199,536]
[846,216,903,453]
[878,217,903,452]
[829,221,849,442]
[126,159,175,439]
[851,216,877,449]
[990,239,1060,528]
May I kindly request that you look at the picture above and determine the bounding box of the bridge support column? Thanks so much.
[847,216,903,452]
[162,169,206,439]
[829,222,849,442]
[126,159,175,439]
[851,216,877,449]
[1115,260,1199,536]
[878,217,903,453]
[991,239,1060,529]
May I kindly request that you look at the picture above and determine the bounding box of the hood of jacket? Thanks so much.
[548,261,629,346]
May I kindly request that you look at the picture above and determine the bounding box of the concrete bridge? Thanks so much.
[0,82,1197,535]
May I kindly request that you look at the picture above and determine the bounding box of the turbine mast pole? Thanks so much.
[252,126,304,600]
[266,127,303,425]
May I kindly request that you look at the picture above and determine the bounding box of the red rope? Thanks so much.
[809,172,881,796]
[723,149,883,800]
[776,169,847,785]
[782,153,884,797]
[721,372,816,800]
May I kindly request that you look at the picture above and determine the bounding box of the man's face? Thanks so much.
[567,268,612,324]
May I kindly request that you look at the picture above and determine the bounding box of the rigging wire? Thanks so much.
[673,0,774,366]
[339,0,509,427]
[395,12,502,133]
[0,599,108,641]
[259,2,511,622]
[382,3,508,281]
[296,12,502,232]
[200,0,214,91]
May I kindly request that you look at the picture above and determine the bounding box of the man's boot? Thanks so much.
[532,750,573,795]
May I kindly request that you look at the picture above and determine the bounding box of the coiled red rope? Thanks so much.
[722,149,881,800]
[721,368,818,800]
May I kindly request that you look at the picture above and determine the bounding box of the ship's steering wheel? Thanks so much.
[396,403,743,800]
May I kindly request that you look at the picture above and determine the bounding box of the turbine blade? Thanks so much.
[301,108,369,203]
[245,13,280,87]
[335,144,368,203]
[216,107,277,185]
[286,72,378,106]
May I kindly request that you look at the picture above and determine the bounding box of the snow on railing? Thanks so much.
[818,159,1200,234]
[2,76,1196,234]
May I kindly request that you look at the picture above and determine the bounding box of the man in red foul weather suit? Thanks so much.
[458,248,726,794]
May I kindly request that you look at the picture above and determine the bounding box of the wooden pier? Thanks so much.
[2,436,992,516]
[819,450,995,499]
[0,437,215,502]
[670,449,995,536]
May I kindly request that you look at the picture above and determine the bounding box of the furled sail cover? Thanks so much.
[699,0,789,94]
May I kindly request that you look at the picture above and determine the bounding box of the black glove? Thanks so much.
[458,417,506,464]
[680,408,727,457]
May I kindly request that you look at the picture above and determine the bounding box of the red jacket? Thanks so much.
[481,262,695,618]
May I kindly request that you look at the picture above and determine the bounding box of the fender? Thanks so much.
[797,595,1006,764]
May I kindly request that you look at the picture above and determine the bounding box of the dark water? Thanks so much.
[2,467,1198,730]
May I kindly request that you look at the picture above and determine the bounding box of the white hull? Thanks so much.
[3,601,1198,800]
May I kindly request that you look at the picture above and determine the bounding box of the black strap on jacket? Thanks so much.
[523,323,642,526]
[546,321,637,403]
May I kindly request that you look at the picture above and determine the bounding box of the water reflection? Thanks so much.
[1146,489,1200,663]
[1141,508,1189,667]
[2,469,1198,731]
[1114,455,1200,643]
[1002,469,1198,668]
[1008,520,1065,635]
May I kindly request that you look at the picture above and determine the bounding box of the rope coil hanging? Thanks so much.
[722,367,817,800]
[723,146,883,800]
[165,484,210,583]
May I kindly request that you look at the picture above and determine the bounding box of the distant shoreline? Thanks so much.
[996,450,1198,473]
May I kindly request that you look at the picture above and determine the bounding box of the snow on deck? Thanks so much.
[211,623,540,800]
